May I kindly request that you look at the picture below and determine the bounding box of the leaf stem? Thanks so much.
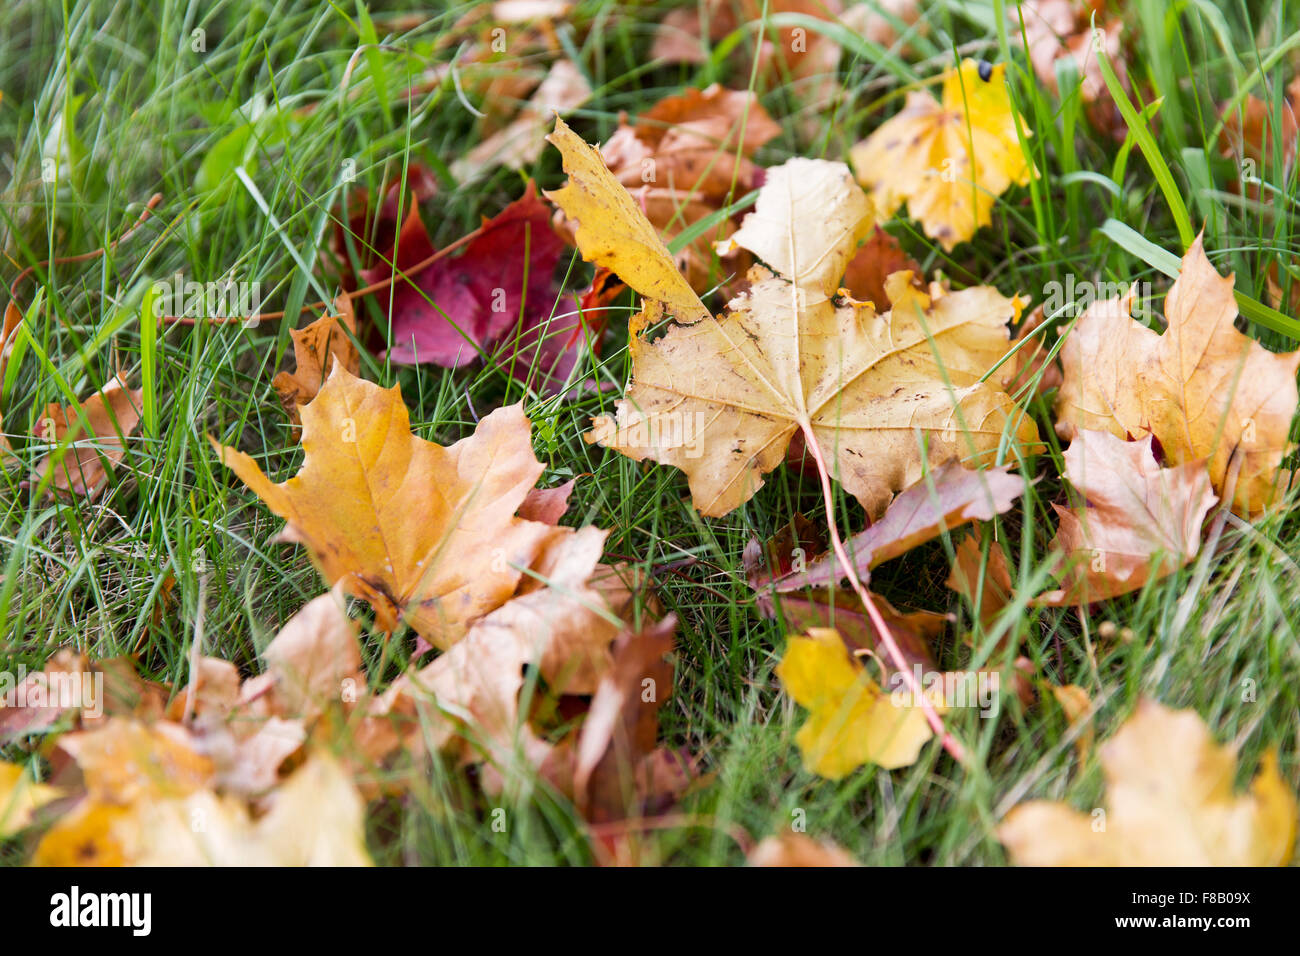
[797,420,968,767]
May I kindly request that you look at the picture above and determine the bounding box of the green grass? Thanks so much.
[2,0,1299,865]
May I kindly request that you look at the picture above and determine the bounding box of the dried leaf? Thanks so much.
[212,367,555,648]
[545,116,711,323]
[775,628,940,778]
[0,761,59,836]
[1055,236,1300,513]
[30,374,142,500]
[748,832,859,866]
[775,461,1026,589]
[272,294,360,437]
[1037,430,1217,605]
[851,59,1035,250]
[999,699,1298,865]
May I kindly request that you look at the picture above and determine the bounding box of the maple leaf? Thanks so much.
[0,761,59,837]
[272,294,360,438]
[773,461,1027,589]
[946,531,1014,630]
[561,84,780,292]
[588,198,1037,521]
[212,366,558,649]
[547,128,1041,518]
[545,116,711,323]
[38,751,371,866]
[1055,235,1300,514]
[851,59,1035,250]
[572,617,682,824]
[329,163,437,292]
[368,526,629,769]
[259,587,364,720]
[998,699,1298,865]
[28,374,142,500]
[775,628,942,778]
[130,752,372,866]
[1037,430,1218,605]
[371,182,573,380]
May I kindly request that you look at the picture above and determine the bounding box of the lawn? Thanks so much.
[1,0,1298,867]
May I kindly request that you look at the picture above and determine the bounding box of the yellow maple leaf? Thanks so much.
[1055,235,1300,514]
[212,365,557,648]
[775,628,939,778]
[851,59,1035,250]
[545,116,710,323]
[998,699,1298,865]
[0,761,59,837]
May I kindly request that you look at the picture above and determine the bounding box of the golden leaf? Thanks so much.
[545,116,710,323]
[775,628,940,778]
[1055,235,1300,513]
[999,699,1298,865]
[212,366,555,648]
[851,59,1034,250]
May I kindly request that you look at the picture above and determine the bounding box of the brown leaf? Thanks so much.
[748,832,859,867]
[272,294,360,438]
[212,366,556,648]
[945,531,1014,630]
[30,374,142,500]
[1055,235,1300,514]
[579,150,1040,519]
[1037,430,1218,605]
[840,226,922,309]
[573,617,680,823]
[999,699,1297,866]
[774,461,1026,589]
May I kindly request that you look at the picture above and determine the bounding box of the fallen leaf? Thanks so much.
[124,752,371,866]
[774,461,1026,589]
[0,761,59,836]
[452,60,591,180]
[260,587,363,719]
[566,134,1038,518]
[851,59,1035,250]
[998,699,1297,865]
[748,832,859,866]
[375,526,626,765]
[945,531,1014,629]
[29,374,142,500]
[1055,235,1300,514]
[840,226,922,309]
[373,181,570,377]
[1037,430,1218,605]
[573,617,680,823]
[57,717,214,804]
[775,628,940,778]
[1050,683,1094,762]
[272,294,360,437]
[212,367,556,648]
[564,84,781,292]
[586,263,1039,518]
[545,116,711,323]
